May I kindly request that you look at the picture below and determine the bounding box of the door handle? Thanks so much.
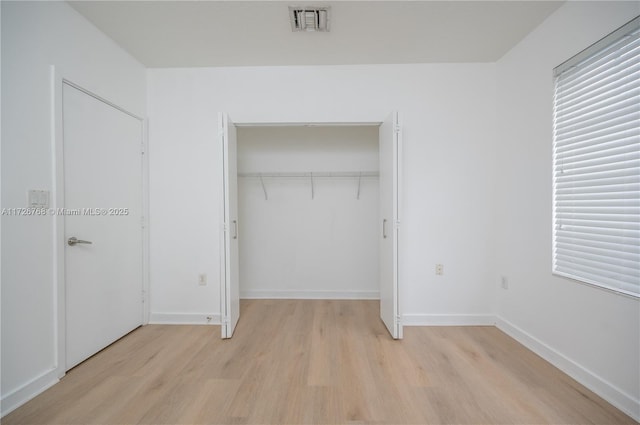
[383,219,387,239]
[233,220,238,240]
[68,237,93,246]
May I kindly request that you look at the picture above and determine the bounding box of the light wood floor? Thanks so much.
[4,300,636,424]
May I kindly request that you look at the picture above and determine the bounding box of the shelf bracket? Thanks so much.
[357,172,362,200]
[310,172,315,200]
[259,175,268,200]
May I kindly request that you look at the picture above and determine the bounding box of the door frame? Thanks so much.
[51,67,150,380]
[220,116,402,339]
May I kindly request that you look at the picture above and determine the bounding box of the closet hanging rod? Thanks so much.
[238,171,379,178]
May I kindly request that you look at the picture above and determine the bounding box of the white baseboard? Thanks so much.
[402,314,496,326]
[148,312,221,325]
[240,289,379,300]
[1,368,59,417]
[496,316,640,422]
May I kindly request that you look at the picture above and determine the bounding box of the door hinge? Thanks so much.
[394,125,401,134]
[141,215,145,229]
[222,316,230,325]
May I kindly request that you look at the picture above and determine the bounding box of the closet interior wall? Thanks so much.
[237,126,380,300]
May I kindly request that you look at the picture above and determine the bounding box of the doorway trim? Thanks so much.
[221,115,402,339]
[51,66,150,381]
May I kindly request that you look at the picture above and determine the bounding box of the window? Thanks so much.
[553,16,640,297]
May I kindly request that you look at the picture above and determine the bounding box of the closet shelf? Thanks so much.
[238,171,379,178]
[238,171,378,200]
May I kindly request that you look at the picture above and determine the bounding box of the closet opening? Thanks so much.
[219,114,401,340]
[237,125,380,301]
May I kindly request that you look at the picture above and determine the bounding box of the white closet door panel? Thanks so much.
[379,112,402,339]
[220,112,240,338]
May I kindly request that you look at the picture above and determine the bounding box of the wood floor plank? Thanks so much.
[3,300,637,425]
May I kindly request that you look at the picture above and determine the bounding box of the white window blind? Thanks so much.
[553,16,640,298]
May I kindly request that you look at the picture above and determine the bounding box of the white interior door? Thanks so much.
[379,112,402,339]
[63,82,143,369]
[220,112,240,339]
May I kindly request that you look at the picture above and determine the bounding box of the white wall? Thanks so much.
[494,1,640,419]
[237,126,379,299]
[147,63,498,325]
[237,126,379,173]
[1,1,146,415]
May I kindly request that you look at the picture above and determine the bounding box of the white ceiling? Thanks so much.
[68,1,564,68]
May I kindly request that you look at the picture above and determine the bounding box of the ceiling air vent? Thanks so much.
[289,6,330,32]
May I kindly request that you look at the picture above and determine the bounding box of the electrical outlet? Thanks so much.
[198,273,207,286]
[435,264,444,276]
[501,275,509,289]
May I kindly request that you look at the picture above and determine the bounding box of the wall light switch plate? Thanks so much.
[28,190,49,208]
